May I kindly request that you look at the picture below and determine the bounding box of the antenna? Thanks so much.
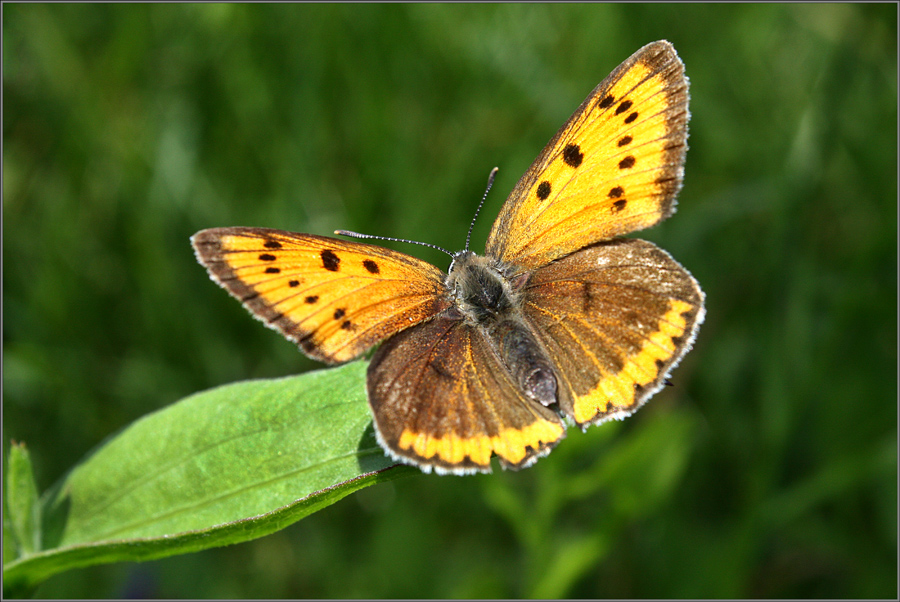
[335,229,453,257]
[465,167,499,252]
[337,166,500,258]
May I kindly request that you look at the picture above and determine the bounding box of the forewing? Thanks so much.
[522,238,705,427]
[192,227,451,363]
[367,315,566,474]
[486,40,690,271]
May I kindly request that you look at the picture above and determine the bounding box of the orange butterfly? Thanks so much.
[192,41,705,474]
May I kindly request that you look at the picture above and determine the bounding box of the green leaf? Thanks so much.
[3,362,414,595]
[5,442,41,557]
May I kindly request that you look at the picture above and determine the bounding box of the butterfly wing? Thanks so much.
[367,314,566,474]
[192,227,451,364]
[521,238,705,427]
[486,40,689,271]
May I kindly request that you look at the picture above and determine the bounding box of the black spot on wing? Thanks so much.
[563,144,583,168]
[428,359,454,380]
[363,259,380,274]
[321,250,340,271]
[536,181,551,200]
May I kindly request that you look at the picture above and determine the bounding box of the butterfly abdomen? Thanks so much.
[489,318,558,407]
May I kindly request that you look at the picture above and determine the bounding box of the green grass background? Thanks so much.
[4,3,896,598]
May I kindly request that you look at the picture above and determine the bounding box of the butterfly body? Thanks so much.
[192,41,705,475]
[445,250,559,407]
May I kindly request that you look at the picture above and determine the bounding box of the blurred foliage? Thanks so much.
[3,3,896,598]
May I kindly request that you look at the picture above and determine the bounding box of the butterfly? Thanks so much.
[192,40,705,475]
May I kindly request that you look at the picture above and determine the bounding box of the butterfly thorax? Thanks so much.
[446,251,519,326]
[446,251,558,407]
